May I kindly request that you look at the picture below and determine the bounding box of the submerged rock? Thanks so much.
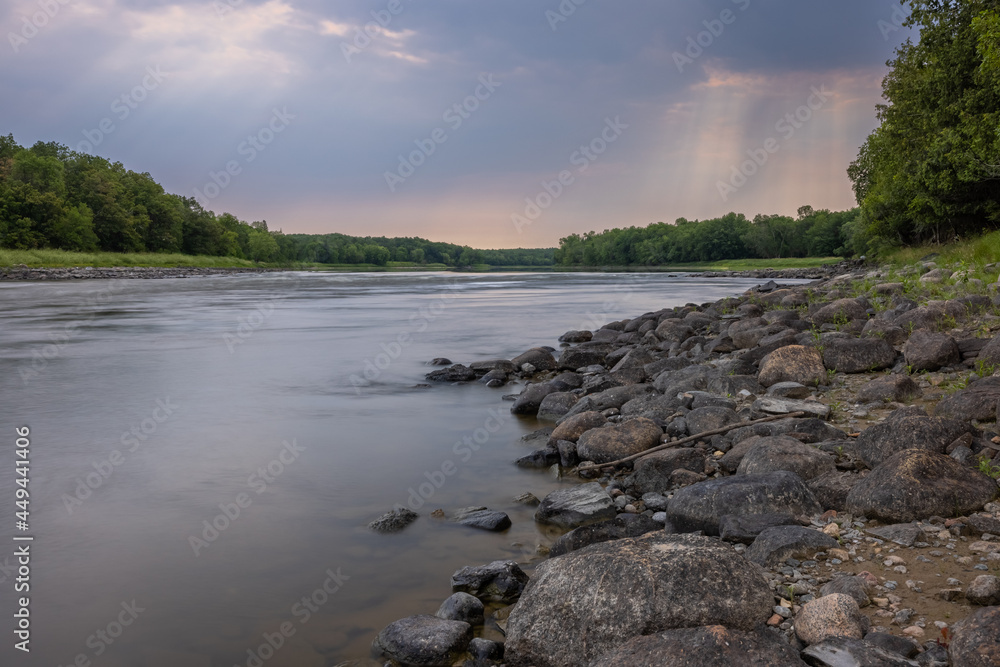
[372,615,472,667]
[451,560,528,604]
[368,508,418,533]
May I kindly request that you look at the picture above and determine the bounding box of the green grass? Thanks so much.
[883,229,1000,267]
[0,248,271,269]
[660,257,842,271]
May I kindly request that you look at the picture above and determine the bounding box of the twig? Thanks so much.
[578,411,806,472]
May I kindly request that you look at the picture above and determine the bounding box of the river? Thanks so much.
[0,271,769,666]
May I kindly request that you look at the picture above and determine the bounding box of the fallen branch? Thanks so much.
[577,411,806,472]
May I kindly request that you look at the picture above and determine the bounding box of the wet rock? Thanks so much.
[737,437,835,481]
[813,298,869,326]
[511,347,557,372]
[866,523,921,547]
[752,396,831,420]
[903,330,961,372]
[846,449,999,523]
[795,593,869,645]
[515,448,559,469]
[558,330,592,343]
[820,575,872,608]
[556,440,578,467]
[534,482,616,529]
[718,512,800,545]
[758,345,826,387]
[452,507,512,532]
[631,448,706,494]
[510,382,559,416]
[854,415,970,469]
[948,605,1000,667]
[549,514,661,557]
[513,492,540,506]
[589,625,808,667]
[470,359,517,375]
[965,575,1000,605]
[425,364,477,383]
[857,374,921,403]
[504,533,773,667]
[745,525,840,567]
[576,418,662,464]
[536,392,578,422]
[557,346,608,370]
[666,471,822,535]
[685,406,742,435]
[430,357,452,366]
[435,592,484,625]
[550,410,606,441]
[369,508,418,533]
[807,470,860,512]
[822,337,897,373]
[451,560,529,604]
[802,636,919,667]
[372,615,472,667]
[935,376,1000,422]
[468,637,504,662]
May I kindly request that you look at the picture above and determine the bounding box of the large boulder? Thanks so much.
[812,298,868,326]
[758,346,826,387]
[718,512,801,545]
[632,448,706,494]
[822,337,897,373]
[807,470,861,512]
[802,637,918,667]
[510,382,559,416]
[577,418,662,464]
[372,615,473,666]
[854,414,970,468]
[589,625,808,667]
[903,330,961,371]
[435,592,484,625]
[892,304,946,332]
[666,471,822,535]
[751,396,831,420]
[948,605,1000,667]
[549,514,661,557]
[685,406,742,435]
[557,346,608,370]
[536,392,578,421]
[744,525,840,568]
[846,449,999,522]
[978,332,1000,368]
[511,347,557,372]
[655,320,695,343]
[534,482,617,529]
[736,438,835,481]
[585,384,656,411]
[550,411,606,441]
[451,560,529,604]
[794,594,869,646]
[504,533,774,667]
[857,374,921,403]
[935,376,1000,422]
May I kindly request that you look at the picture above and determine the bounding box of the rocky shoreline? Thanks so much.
[359,259,1000,667]
[0,265,284,281]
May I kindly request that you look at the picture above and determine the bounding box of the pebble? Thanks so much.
[902,625,924,639]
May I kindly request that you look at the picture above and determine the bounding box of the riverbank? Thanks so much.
[0,265,285,280]
[363,258,1000,666]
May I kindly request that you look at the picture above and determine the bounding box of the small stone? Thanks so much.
[794,593,869,645]
[901,625,924,639]
[966,574,1000,605]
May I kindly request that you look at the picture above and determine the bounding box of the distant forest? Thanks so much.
[0,135,553,267]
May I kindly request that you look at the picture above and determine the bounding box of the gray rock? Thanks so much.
[965,574,1000,605]
[558,330,592,343]
[451,560,529,604]
[854,415,970,469]
[534,482,616,529]
[666,471,822,535]
[768,381,812,399]
[820,575,872,608]
[468,637,504,662]
[846,449,999,523]
[737,437,835,481]
[685,406,742,435]
[557,346,608,370]
[935,376,1000,422]
[515,448,559,469]
[435,592,484,625]
[752,396,831,420]
[758,345,826,387]
[864,631,919,659]
[795,593,869,645]
[857,374,921,403]
[802,637,919,666]
[813,298,869,325]
[807,470,861,512]
[452,507,512,532]
[510,383,559,416]
[556,439,578,467]
[504,533,773,667]
[948,606,1000,667]
[576,418,662,464]
[372,615,472,666]
[369,507,418,533]
[549,514,661,557]
[589,625,808,667]
[425,364,477,383]
[718,512,800,545]
[631,448,706,494]
[903,330,960,372]
[511,347,557,372]
[470,359,517,374]
[822,337,897,373]
[967,512,1000,536]
[551,410,606,440]
[744,525,840,568]
[536,391,579,422]
[866,523,921,547]
[585,384,656,411]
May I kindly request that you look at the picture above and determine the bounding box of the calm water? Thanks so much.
[0,271,766,666]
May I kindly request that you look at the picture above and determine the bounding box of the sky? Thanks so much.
[1,0,916,249]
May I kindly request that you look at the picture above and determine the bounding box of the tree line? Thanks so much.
[0,136,553,266]
[554,207,858,266]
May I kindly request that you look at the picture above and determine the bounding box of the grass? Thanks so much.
[883,229,1000,268]
[659,257,842,272]
[0,248,270,269]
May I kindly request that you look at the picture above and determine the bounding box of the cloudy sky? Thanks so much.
[2,0,915,248]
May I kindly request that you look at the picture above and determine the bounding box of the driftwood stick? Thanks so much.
[577,411,806,472]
